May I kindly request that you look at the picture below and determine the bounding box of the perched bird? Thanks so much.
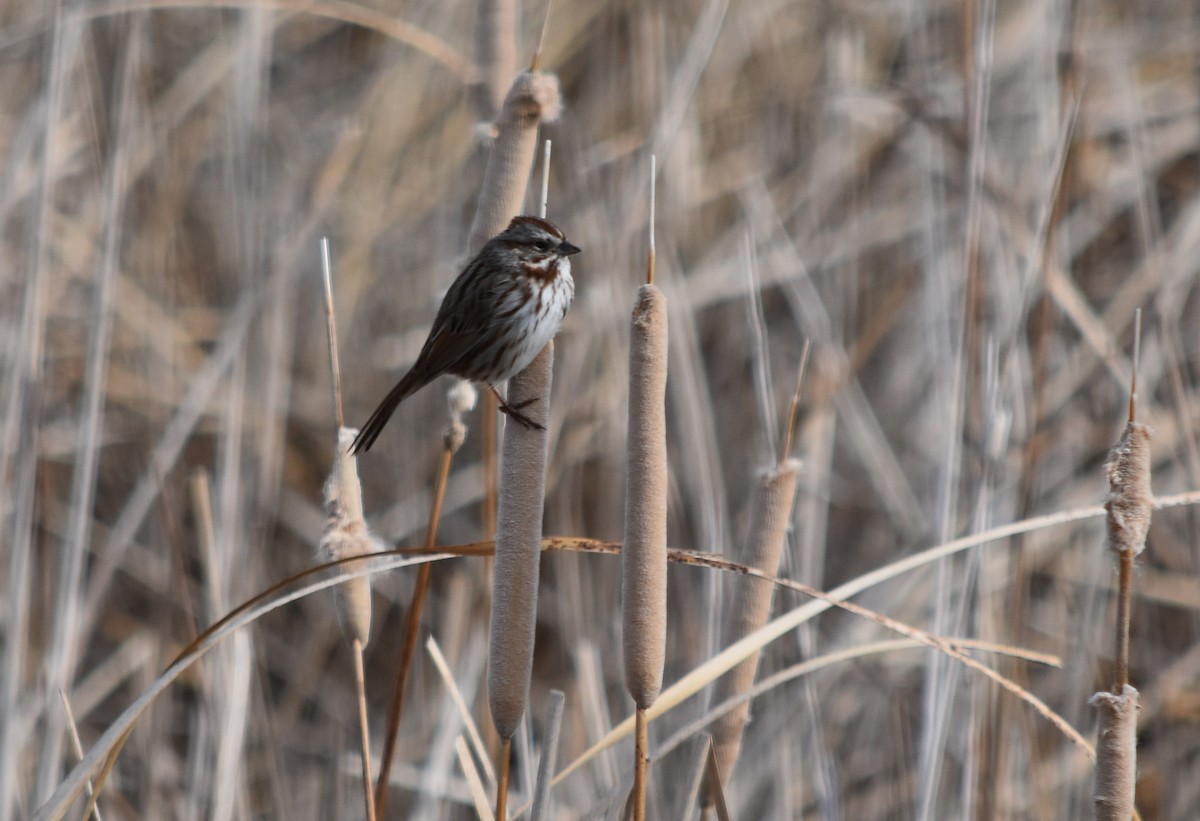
[351,216,581,453]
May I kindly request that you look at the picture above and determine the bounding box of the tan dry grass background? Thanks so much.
[3,0,1200,818]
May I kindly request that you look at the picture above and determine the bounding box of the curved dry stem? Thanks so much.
[38,492,1200,819]
[652,639,1061,772]
[549,498,1160,787]
[34,551,444,821]
[68,0,475,80]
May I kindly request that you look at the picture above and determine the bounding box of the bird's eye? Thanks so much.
[533,240,551,251]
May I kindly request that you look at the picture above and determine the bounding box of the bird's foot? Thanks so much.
[490,388,545,430]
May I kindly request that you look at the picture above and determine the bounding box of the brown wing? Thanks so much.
[351,254,513,453]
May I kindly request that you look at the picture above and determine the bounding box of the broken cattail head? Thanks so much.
[318,427,381,647]
[504,70,562,125]
[1104,421,1152,557]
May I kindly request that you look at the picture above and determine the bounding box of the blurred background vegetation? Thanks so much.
[2,0,1199,818]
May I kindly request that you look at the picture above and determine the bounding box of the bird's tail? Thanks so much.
[349,369,428,453]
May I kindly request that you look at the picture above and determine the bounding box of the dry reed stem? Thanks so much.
[706,461,800,794]
[488,344,553,740]
[1090,685,1139,821]
[71,0,475,80]
[352,639,377,821]
[318,428,376,647]
[622,284,669,709]
[495,737,513,821]
[529,690,565,821]
[680,739,710,820]
[457,735,496,821]
[426,636,496,788]
[703,736,731,821]
[652,638,1060,770]
[374,419,462,816]
[320,237,344,428]
[630,708,649,821]
[57,692,103,821]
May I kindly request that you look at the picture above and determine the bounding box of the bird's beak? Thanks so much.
[559,240,582,256]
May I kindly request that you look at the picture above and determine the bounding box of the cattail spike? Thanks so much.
[320,237,344,429]
[1129,308,1141,423]
[779,340,811,466]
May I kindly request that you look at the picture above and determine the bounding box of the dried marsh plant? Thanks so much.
[318,427,378,648]
[706,460,800,797]
[621,281,668,819]
[1091,327,1152,821]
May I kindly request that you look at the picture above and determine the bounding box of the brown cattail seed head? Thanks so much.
[1104,421,1152,557]
[708,459,800,791]
[488,345,553,739]
[622,284,669,710]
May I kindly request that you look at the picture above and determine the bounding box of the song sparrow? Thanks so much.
[351,215,581,453]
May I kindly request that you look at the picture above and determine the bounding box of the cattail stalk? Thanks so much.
[1091,321,1150,821]
[489,345,553,820]
[621,281,669,820]
[529,690,566,821]
[1104,420,1151,691]
[706,461,801,798]
[621,157,665,820]
[470,63,561,821]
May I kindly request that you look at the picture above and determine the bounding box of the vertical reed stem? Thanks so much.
[374,444,455,816]
[352,639,376,821]
[495,738,513,821]
[632,708,649,821]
